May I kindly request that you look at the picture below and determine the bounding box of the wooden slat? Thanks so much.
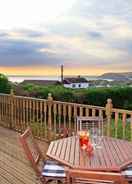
[86,108,89,117]
[32,100,35,124]
[44,101,47,138]
[79,147,86,169]
[68,105,72,132]
[79,107,83,117]
[53,103,57,136]
[114,111,119,138]
[19,99,23,132]
[40,101,43,130]
[56,141,63,157]
[29,99,32,124]
[22,99,26,130]
[99,109,103,117]
[74,136,80,167]
[69,136,76,165]
[65,137,72,162]
[122,113,126,139]
[37,101,40,137]
[59,137,68,160]
[15,98,19,130]
[58,103,61,132]
[73,105,77,132]
[63,104,66,128]
[50,141,59,156]
[92,109,96,117]
[14,97,18,130]
[17,99,21,132]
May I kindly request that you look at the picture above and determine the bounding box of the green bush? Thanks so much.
[0,73,11,93]
[20,84,132,110]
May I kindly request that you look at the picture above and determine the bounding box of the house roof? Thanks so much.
[21,80,61,85]
[63,77,88,84]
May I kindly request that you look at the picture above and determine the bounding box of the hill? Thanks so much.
[99,72,132,80]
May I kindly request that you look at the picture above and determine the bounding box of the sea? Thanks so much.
[8,75,99,83]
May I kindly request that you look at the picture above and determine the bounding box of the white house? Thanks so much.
[63,76,89,89]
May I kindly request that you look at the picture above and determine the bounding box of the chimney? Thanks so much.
[61,65,64,83]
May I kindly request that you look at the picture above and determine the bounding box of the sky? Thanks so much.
[0,0,132,76]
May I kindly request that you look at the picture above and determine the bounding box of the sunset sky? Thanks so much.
[0,0,132,76]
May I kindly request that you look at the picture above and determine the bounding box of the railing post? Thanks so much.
[47,93,53,141]
[105,98,113,137]
[10,89,14,129]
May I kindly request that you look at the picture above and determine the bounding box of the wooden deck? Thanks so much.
[0,126,49,184]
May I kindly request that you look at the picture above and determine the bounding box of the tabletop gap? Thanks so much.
[103,137,118,171]
[109,138,122,165]
[73,136,80,167]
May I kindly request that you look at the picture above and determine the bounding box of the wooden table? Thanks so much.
[47,136,132,183]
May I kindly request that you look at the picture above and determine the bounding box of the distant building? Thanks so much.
[63,76,89,89]
[21,80,61,86]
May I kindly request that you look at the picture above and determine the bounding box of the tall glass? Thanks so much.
[90,128,103,149]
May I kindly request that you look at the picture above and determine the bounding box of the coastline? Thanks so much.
[8,75,98,83]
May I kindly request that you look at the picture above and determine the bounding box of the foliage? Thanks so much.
[19,83,132,110]
[110,119,131,141]
[22,84,74,101]
[0,73,11,93]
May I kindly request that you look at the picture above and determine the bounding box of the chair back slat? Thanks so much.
[27,133,41,163]
[77,116,105,137]
[19,127,44,176]
[77,116,104,131]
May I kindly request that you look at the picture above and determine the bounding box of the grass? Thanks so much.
[109,119,131,141]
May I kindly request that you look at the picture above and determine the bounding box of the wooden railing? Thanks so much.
[0,93,132,142]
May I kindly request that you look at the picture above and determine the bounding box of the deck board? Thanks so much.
[0,126,49,184]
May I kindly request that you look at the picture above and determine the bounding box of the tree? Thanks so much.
[0,73,11,93]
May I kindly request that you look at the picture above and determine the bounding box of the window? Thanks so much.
[78,84,81,88]
[72,84,76,88]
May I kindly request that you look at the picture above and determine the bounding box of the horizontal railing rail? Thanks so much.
[0,93,132,141]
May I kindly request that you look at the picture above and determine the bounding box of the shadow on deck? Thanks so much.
[0,126,49,184]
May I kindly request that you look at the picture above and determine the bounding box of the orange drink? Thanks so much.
[79,131,89,150]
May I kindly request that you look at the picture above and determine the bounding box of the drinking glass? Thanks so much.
[90,127,103,149]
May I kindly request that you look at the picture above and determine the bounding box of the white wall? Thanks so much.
[64,83,89,89]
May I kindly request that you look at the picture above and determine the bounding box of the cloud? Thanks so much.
[88,31,102,39]
[0,37,63,67]
[0,26,131,71]
[0,0,132,74]
[69,0,132,19]
[0,31,8,37]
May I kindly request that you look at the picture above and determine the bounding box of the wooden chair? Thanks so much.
[19,127,67,184]
[76,116,104,132]
[68,169,128,184]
